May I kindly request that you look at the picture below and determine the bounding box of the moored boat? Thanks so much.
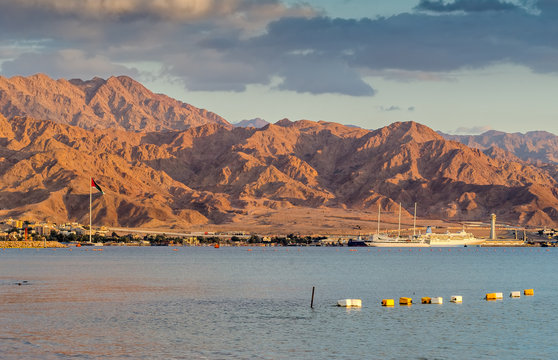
[365,202,428,247]
[348,237,368,247]
[418,227,483,247]
[366,234,429,247]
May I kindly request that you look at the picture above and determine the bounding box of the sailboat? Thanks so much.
[367,202,429,247]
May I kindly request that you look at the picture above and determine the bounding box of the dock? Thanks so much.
[480,240,525,247]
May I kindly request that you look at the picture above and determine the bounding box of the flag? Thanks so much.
[91,178,104,194]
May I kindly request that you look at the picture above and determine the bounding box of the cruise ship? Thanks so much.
[416,227,483,247]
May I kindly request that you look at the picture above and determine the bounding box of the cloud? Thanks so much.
[1,49,138,79]
[1,0,316,22]
[365,69,455,82]
[379,106,416,112]
[1,0,558,96]
[275,58,375,96]
[452,125,493,134]
[381,106,402,112]
[416,0,520,13]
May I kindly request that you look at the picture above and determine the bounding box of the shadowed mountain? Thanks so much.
[233,118,270,128]
[1,114,557,227]
[441,130,558,165]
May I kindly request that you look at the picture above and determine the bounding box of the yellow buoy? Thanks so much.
[524,289,534,296]
[381,299,394,307]
[421,297,431,304]
[485,293,503,300]
[399,297,412,305]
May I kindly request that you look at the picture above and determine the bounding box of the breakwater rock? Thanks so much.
[0,241,67,248]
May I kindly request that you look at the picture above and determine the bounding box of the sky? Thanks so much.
[1,0,557,135]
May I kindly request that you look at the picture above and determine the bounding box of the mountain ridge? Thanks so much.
[1,113,557,228]
[1,74,557,229]
[0,73,230,132]
[440,130,558,165]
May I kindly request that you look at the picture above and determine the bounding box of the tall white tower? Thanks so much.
[490,213,496,240]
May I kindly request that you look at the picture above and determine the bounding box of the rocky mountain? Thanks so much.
[234,118,270,128]
[1,114,557,228]
[0,74,230,132]
[441,130,558,165]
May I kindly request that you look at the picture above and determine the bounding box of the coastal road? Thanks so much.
[107,227,250,239]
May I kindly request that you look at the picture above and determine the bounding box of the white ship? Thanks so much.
[418,227,483,247]
[366,202,428,247]
[366,202,482,247]
[367,233,430,247]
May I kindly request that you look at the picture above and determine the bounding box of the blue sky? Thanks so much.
[0,0,557,134]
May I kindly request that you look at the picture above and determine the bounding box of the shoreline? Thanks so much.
[0,241,67,248]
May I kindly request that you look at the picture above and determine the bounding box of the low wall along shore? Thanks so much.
[0,241,66,248]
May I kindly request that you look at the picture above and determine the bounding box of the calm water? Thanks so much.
[1,246,557,359]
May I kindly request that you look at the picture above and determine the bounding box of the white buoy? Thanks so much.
[431,297,443,304]
[337,299,362,307]
[510,291,521,298]
[450,295,462,303]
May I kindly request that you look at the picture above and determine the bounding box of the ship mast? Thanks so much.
[413,202,417,236]
[398,202,401,239]
[377,202,381,235]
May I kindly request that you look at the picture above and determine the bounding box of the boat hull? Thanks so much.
[428,239,484,247]
[367,234,429,247]
[421,231,483,247]
[367,242,430,247]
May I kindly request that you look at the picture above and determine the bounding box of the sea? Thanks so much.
[1,246,557,359]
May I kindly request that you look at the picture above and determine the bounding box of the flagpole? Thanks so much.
[89,177,92,243]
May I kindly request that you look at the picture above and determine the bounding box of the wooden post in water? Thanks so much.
[311,286,315,309]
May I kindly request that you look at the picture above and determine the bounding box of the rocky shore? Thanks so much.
[0,241,67,248]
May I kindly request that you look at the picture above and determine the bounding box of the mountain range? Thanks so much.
[441,130,558,165]
[233,118,270,128]
[1,74,557,230]
[0,74,229,132]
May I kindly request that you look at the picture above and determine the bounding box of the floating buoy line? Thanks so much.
[327,289,534,308]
